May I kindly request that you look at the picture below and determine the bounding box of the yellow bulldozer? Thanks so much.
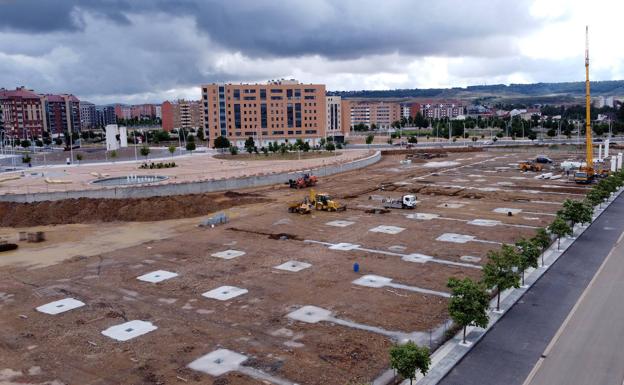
[288,189,346,214]
[519,160,543,172]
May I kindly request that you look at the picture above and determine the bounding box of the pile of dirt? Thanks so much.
[0,191,271,227]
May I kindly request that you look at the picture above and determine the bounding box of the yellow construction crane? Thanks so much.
[574,26,595,184]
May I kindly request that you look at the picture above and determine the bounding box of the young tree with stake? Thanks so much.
[389,341,431,385]
[532,228,551,267]
[482,244,521,311]
[447,277,489,344]
[515,238,540,286]
[548,217,573,250]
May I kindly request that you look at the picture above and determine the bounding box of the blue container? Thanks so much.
[353,262,360,273]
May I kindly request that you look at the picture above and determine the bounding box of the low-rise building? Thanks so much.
[417,100,465,119]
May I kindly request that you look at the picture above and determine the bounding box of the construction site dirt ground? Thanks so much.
[0,148,591,385]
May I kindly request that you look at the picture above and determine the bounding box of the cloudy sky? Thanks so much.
[0,0,621,104]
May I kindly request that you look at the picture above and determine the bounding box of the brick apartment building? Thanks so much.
[80,101,96,129]
[0,87,47,138]
[161,100,203,132]
[201,80,326,148]
[42,94,81,136]
[341,100,401,130]
[326,96,348,141]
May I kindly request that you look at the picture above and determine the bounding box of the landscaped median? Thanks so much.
[392,171,624,385]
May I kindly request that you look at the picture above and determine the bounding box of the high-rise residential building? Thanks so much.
[80,101,97,129]
[0,87,46,138]
[95,105,116,128]
[326,96,347,141]
[161,100,203,132]
[42,94,81,136]
[400,103,411,119]
[201,80,326,148]
[155,105,162,119]
[417,100,465,119]
[341,100,401,130]
[114,104,132,120]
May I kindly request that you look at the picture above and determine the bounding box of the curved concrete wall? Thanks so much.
[1,151,381,203]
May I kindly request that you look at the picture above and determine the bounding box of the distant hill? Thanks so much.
[327,80,624,104]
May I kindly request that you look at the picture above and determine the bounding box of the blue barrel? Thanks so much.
[353,262,360,273]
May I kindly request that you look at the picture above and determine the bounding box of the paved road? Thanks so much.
[438,194,624,385]
[525,229,624,385]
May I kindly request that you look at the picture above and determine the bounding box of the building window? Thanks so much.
[260,89,266,100]
[270,89,282,93]
[304,88,315,93]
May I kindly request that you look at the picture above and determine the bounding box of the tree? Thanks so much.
[76,153,83,164]
[214,135,230,151]
[168,145,176,159]
[186,141,196,153]
[229,145,238,155]
[482,244,521,311]
[110,150,118,162]
[408,136,418,144]
[532,228,551,266]
[35,139,43,147]
[196,128,205,142]
[21,139,31,149]
[54,137,63,146]
[447,277,489,344]
[365,134,374,146]
[140,145,150,160]
[302,142,311,152]
[244,136,255,153]
[515,238,540,286]
[548,217,573,250]
[325,142,335,152]
[389,342,431,385]
[558,199,592,228]
[261,146,268,156]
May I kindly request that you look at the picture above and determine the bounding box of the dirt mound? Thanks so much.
[0,192,271,227]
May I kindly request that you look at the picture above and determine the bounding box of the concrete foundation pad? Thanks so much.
[101,320,157,341]
[369,225,405,235]
[493,207,522,214]
[468,219,501,227]
[36,298,85,315]
[459,340,473,347]
[188,348,248,376]
[137,270,178,283]
[402,253,434,263]
[211,250,246,259]
[437,233,475,244]
[406,212,440,220]
[202,286,248,301]
[325,220,355,228]
[461,255,482,263]
[329,242,360,251]
[352,275,393,288]
[274,260,312,272]
[287,305,332,323]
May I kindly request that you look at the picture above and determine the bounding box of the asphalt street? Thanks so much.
[525,225,624,385]
[438,194,624,385]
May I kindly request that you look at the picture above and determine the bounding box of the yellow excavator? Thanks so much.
[288,189,346,214]
[519,160,543,172]
[574,26,610,184]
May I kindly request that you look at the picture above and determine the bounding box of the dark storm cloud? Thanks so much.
[0,0,539,58]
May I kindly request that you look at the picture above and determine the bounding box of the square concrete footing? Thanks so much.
[188,348,247,376]
[101,320,157,341]
[329,243,360,251]
[369,225,405,235]
[436,233,475,243]
[402,253,433,263]
[274,261,312,272]
[493,207,522,214]
[36,298,85,315]
[325,220,355,228]
[202,286,248,301]
[352,275,392,288]
[287,305,332,323]
[211,250,245,260]
[137,270,178,283]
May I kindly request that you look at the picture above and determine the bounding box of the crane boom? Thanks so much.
[585,25,593,170]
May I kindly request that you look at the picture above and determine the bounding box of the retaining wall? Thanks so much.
[0,151,381,203]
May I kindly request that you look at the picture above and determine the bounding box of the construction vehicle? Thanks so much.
[519,160,544,172]
[287,173,318,189]
[383,194,417,209]
[288,189,346,213]
[310,189,346,212]
[574,27,610,183]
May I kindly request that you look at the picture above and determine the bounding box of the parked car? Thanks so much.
[536,155,553,164]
